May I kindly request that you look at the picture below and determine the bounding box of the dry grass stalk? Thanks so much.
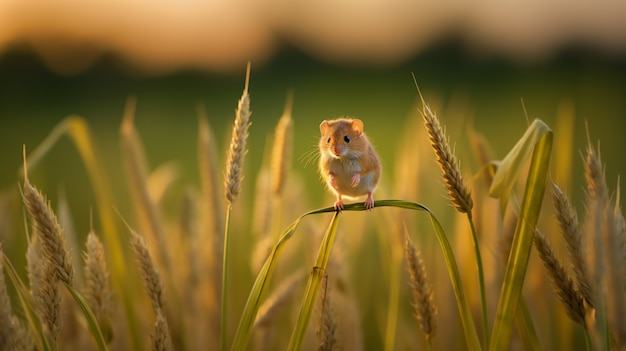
[582,140,608,309]
[0,246,14,350]
[582,139,626,345]
[420,96,473,215]
[254,270,304,329]
[225,62,252,204]
[316,273,337,351]
[604,180,626,345]
[120,97,171,272]
[152,311,172,351]
[533,230,586,326]
[197,104,224,236]
[271,91,294,196]
[130,231,165,312]
[83,230,113,340]
[252,168,272,239]
[551,182,595,308]
[22,177,74,286]
[197,109,224,337]
[404,233,437,343]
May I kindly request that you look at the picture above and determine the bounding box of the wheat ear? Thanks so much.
[22,152,73,286]
[152,311,173,351]
[225,62,252,204]
[534,230,586,326]
[404,233,437,344]
[130,231,165,312]
[83,230,113,341]
[419,91,473,215]
[551,182,595,308]
[38,260,62,342]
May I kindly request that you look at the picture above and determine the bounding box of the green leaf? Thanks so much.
[64,283,108,351]
[489,119,552,214]
[489,120,553,351]
[288,211,341,351]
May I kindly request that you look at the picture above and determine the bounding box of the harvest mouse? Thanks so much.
[318,118,381,210]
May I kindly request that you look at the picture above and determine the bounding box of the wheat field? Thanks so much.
[0,63,624,351]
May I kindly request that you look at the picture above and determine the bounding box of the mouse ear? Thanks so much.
[351,119,364,135]
[319,120,330,134]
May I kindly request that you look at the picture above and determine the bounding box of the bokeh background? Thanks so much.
[1,1,626,349]
[1,0,626,266]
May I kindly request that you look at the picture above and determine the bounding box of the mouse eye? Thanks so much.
[327,137,331,143]
[344,135,350,143]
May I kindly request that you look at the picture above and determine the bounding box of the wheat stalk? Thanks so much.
[419,97,473,215]
[271,91,294,196]
[534,230,586,326]
[130,231,165,312]
[222,62,253,351]
[551,182,595,308]
[121,97,171,272]
[404,233,437,344]
[316,273,337,351]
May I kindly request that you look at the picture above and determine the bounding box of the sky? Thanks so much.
[1,0,626,75]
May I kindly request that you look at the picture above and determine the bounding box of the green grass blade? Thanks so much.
[424,207,482,351]
[232,200,481,351]
[64,283,108,351]
[288,211,341,351]
[489,119,553,214]
[515,296,542,351]
[230,206,346,351]
[489,121,553,351]
[230,217,303,351]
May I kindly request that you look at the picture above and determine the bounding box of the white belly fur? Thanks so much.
[326,158,376,198]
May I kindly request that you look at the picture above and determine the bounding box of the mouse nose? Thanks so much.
[333,146,343,155]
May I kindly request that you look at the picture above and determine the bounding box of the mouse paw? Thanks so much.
[364,193,374,210]
[333,199,345,211]
[351,173,361,187]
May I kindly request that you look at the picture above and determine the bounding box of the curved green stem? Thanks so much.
[468,215,489,347]
[230,200,481,351]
